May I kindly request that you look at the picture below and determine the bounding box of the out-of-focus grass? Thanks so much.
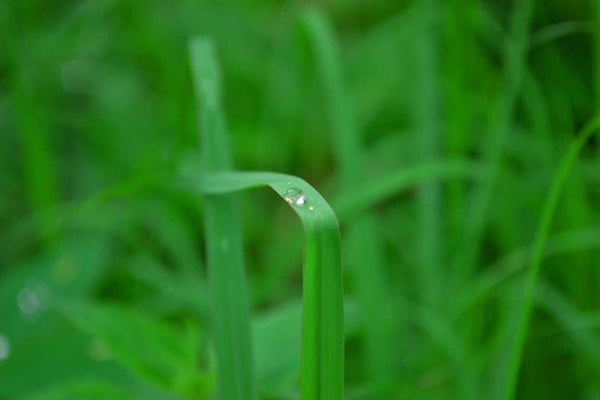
[2,1,600,400]
[189,38,256,400]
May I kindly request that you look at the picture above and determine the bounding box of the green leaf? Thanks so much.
[59,301,202,395]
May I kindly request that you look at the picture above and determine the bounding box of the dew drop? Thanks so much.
[0,333,10,361]
[309,206,314,211]
[284,188,307,207]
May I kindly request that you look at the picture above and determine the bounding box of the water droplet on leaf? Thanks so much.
[284,188,307,207]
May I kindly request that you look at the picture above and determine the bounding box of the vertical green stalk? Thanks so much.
[444,0,473,258]
[452,2,533,397]
[500,116,600,400]
[189,39,257,400]
[455,0,534,282]
[415,0,442,307]
[300,9,395,390]
[592,0,600,312]
[11,54,60,245]
[595,0,600,116]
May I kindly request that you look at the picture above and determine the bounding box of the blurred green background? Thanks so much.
[2,0,600,399]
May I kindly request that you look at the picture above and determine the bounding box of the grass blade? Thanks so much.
[444,0,477,254]
[60,301,199,392]
[253,299,359,393]
[457,228,600,315]
[536,282,600,374]
[500,116,600,400]
[299,8,394,387]
[453,2,534,394]
[456,0,534,282]
[12,69,60,246]
[189,38,256,400]
[334,159,486,221]
[194,171,344,400]
[595,1,600,112]
[414,0,443,307]
[298,9,362,186]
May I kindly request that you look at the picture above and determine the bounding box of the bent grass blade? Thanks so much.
[188,171,344,400]
[189,36,342,400]
[298,9,392,387]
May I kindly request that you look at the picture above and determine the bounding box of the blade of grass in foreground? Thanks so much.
[500,116,600,400]
[299,9,393,388]
[193,171,344,400]
[189,39,256,400]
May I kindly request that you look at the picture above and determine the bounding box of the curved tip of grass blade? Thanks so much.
[200,172,339,228]
[195,170,344,400]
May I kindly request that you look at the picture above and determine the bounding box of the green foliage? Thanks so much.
[59,301,203,394]
[3,1,600,400]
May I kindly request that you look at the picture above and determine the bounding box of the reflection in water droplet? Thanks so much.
[283,188,307,207]
[309,206,314,211]
[0,334,9,361]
